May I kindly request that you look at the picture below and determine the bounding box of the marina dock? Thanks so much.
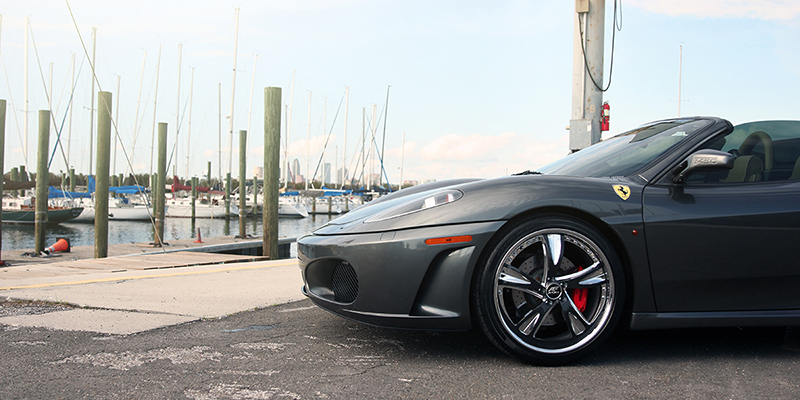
[0,235,304,335]
[0,235,295,268]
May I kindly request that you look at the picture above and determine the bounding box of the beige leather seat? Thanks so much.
[722,155,763,183]
[790,157,800,180]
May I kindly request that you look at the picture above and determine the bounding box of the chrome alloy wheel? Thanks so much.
[493,227,616,356]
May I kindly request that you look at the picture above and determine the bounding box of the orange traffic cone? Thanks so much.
[44,237,70,255]
[194,228,203,243]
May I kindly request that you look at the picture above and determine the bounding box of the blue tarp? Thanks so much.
[319,186,352,197]
[110,185,148,194]
[48,186,92,199]
[48,176,148,199]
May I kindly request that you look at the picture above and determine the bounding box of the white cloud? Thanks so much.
[626,0,800,21]
[383,131,571,182]
[417,132,516,162]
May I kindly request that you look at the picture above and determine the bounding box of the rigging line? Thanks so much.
[27,20,72,171]
[48,58,86,170]
[128,58,158,176]
[66,0,163,248]
[368,119,392,192]
[360,102,389,190]
[165,93,192,177]
[0,52,27,168]
[310,91,345,184]
[342,113,366,188]
[577,0,622,93]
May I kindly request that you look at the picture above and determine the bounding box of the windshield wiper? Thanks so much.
[512,170,542,176]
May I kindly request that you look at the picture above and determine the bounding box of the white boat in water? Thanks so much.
[71,197,157,222]
[165,195,238,218]
[279,196,309,218]
[2,196,83,224]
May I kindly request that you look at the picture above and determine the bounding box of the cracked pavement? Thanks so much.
[2,299,800,399]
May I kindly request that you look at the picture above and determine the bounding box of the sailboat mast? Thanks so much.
[305,91,311,190]
[175,43,182,179]
[129,50,146,176]
[246,54,258,137]
[23,17,29,168]
[218,83,221,185]
[48,63,53,114]
[68,53,75,170]
[341,87,349,188]
[226,7,240,177]
[400,131,405,190]
[359,107,365,187]
[286,71,295,188]
[283,104,288,188]
[114,75,120,177]
[380,85,390,185]
[89,27,96,174]
[678,45,683,117]
[322,96,326,185]
[186,67,194,178]
[149,45,162,179]
[369,104,376,189]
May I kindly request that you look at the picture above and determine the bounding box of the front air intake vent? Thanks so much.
[331,261,359,303]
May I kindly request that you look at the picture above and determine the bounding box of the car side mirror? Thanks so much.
[672,149,735,184]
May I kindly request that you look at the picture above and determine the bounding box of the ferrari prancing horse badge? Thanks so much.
[612,185,630,201]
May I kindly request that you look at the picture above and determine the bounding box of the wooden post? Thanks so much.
[238,129,247,238]
[225,172,231,218]
[154,122,167,246]
[94,91,112,258]
[34,110,50,254]
[0,100,5,264]
[252,174,258,214]
[11,167,18,196]
[207,161,212,187]
[191,176,197,222]
[263,87,281,259]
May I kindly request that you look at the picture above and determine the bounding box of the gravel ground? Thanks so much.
[0,299,75,318]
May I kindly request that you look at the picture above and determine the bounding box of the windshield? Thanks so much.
[538,119,712,178]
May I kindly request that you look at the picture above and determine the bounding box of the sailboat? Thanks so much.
[50,178,154,222]
[165,176,237,218]
[2,191,83,224]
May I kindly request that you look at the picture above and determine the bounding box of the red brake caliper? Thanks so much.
[570,266,588,313]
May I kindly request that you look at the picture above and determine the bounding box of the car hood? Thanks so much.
[312,174,641,236]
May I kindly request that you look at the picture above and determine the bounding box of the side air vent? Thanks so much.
[331,261,359,303]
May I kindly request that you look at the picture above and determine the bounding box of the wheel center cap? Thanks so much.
[545,283,563,300]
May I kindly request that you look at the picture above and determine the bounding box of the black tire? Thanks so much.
[472,214,625,365]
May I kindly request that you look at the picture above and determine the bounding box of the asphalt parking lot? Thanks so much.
[2,298,799,399]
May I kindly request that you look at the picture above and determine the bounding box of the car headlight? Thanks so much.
[364,189,463,223]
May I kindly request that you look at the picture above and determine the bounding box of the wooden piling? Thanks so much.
[34,110,50,254]
[207,161,212,188]
[263,87,281,259]
[0,100,5,262]
[94,91,112,258]
[225,172,231,218]
[238,129,247,238]
[11,167,18,196]
[154,122,167,246]
[191,176,197,221]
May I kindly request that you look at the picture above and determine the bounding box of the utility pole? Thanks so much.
[569,0,605,152]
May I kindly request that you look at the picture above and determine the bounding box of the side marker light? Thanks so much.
[425,235,473,245]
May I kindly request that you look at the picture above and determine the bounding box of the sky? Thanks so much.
[0,0,798,186]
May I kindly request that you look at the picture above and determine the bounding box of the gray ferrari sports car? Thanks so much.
[298,116,800,365]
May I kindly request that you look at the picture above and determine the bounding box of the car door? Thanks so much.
[642,121,800,313]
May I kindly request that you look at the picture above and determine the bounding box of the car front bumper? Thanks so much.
[297,220,505,330]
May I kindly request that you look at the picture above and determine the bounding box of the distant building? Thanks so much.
[323,163,331,185]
